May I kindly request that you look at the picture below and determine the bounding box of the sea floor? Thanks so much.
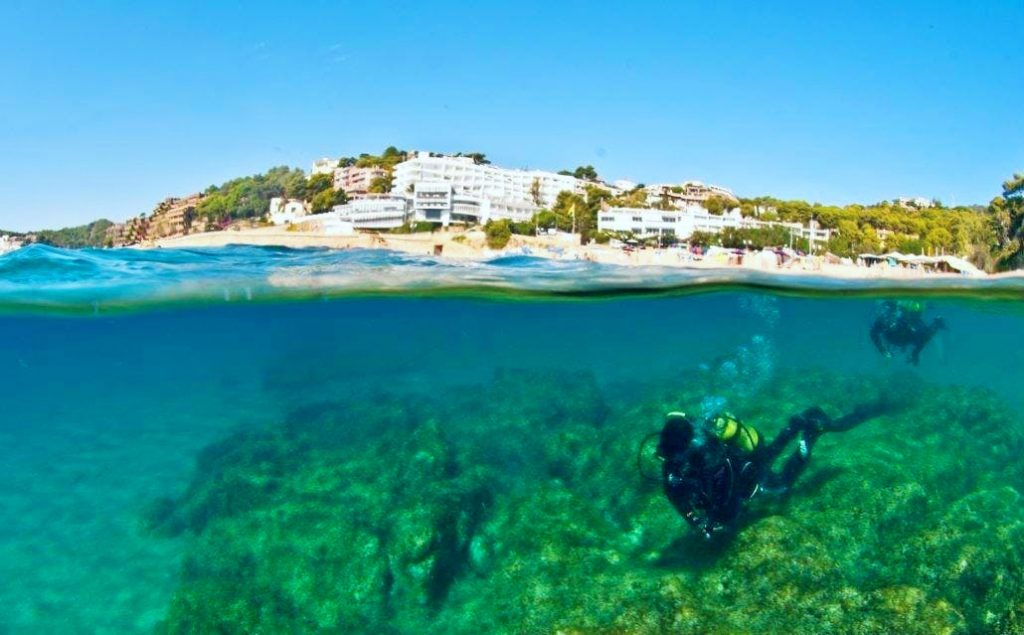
[1,293,1022,633]
[142,366,1024,634]
[0,383,273,633]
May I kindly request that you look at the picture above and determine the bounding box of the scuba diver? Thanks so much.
[870,300,946,365]
[645,401,889,538]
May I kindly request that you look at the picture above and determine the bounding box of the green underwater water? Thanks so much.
[2,290,1024,633]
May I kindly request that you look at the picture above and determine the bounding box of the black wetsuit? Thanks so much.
[658,403,885,537]
[870,302,945,365]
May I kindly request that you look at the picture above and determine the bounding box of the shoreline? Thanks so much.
[153,226,1001,281]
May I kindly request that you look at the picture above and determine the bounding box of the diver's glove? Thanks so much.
[683,510,719,539]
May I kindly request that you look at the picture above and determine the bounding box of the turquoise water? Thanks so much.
[2,246,1024,633]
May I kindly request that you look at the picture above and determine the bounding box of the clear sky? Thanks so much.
[1,1,1021,231]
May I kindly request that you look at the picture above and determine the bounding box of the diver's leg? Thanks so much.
[870,321,888,356]
[910,322,941,365]
[909,344,922,365]
[769,434,820,491]
[763,402,889,492]
[760,408,829,492]
[764,408,829,456]
[761,415,803,465]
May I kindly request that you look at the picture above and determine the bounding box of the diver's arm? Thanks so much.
[669,487,715,537]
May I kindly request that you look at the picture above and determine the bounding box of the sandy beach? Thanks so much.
[154,226,994,280]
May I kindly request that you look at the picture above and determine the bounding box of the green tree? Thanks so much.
[532,210,558,231]
[310,188,348,214]
[583,184,613,211]
[704,195,733,215]
[306,173,334,198]
[196,166,308,223]
[530,178,542,207]
[34,219,115,248]
[572,165,598,181]
[860,224,882,254]
[558,166,599,181]
[368,175,393,194]
[551,191,595,241]
[827,220,864,257]
[1000,173,1024,266]
[510,220,535,236]
[284,170,310,200]
[609,186,647,208]
[688,230,717,248]
[355,147,407,169]
[456,152,489,165]
[924,227,954,255]
[484,219,512,249]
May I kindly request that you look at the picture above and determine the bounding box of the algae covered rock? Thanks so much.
[153,411,496,633]
[148,368,1024,634]
[891,487,1024,632]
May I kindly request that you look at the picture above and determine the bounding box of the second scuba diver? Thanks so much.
[648,401,890,538]
[870,300,946,365]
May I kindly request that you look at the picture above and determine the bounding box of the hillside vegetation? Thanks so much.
[34,219,114,248]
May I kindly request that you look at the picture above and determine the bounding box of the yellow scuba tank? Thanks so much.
[896,299,923,313]
[711,413,760,453]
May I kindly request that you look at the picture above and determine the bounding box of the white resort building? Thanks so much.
[0,234,23,254]
[597,207,831,244]
[392,152,580,217]
[897,196,935,209]
[311,158,338,176]
[410,182,483,226]
[333,197,410,230]
[404,182,536,226]
[268,198,309,225]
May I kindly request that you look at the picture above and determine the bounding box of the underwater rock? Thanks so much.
[484,367,609,430]
[149,369,1024,634]
[891,487,1024,632]
[143,428,295,536]
[858,586,966,635]
[153,417,496,633]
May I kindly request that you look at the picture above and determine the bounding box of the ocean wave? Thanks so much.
[1,245,1022,314]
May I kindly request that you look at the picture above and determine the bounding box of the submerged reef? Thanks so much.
[148,367,1024,634]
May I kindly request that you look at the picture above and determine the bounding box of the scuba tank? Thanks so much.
[710,413,760,453]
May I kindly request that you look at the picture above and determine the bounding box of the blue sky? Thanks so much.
[1,1,1021,231]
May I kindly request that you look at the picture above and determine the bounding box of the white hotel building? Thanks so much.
[598,207,832,243]
[333,196,410,229]
[392,152,580,222]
